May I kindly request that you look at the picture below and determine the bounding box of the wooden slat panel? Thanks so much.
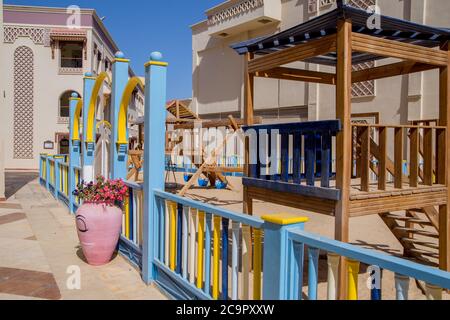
[394,128,404,189]
[352,33,448,67]
[242,177,341,201]
[247,186,336,216]
[423,128,433,186]
[350,190,448,217]
[410,128,419,188]
[248,35,337,73]
[360,126,370,192]
[352,61,437,84]
[378,127,387,190]
[256,67,336,85]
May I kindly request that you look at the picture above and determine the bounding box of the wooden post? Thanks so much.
[438,42,450,273]
[378,127,387,190]
[335,18,352,300]
[244,52,255,215]
[409,128,419,188]
[360,126,370,192]
[423,128,433,186]
[394,128,404,189]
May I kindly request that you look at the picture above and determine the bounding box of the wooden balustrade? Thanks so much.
[352,124,447,193]
[154,190,265,300]
[243,120,341,201]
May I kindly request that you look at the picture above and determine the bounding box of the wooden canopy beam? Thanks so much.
[252,61,437,86]
[248,34,337,73]
[255,67,336,85]
[352,61,437,83]
[352,33,448,67]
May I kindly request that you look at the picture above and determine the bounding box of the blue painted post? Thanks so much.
[110,52,130,180]
[53,156,63,199]
[281,133,289,182]
[142,52,168,284]
[293,133,302,184]
[82,73,96,183]
[289,241,304,300]
[69,93,81,214]
[262,215,309,300]
[46,155,52,191]
[305,134,316,186]
[308,247,320,300]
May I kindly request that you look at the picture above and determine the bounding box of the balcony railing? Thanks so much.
[60,57,83,74]
[207,0,281,37]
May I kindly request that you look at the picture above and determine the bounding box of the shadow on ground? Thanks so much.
[5,172,39,199]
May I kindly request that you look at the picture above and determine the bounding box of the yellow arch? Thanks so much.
[86,72,111,143]
[72,99,83,141]
[96,120,112,130]
[117,77,145,144]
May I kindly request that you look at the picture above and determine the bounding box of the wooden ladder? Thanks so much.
[379,210,440,267]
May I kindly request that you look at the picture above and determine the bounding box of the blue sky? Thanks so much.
[5,0,225,99]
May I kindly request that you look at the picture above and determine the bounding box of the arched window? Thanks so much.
[59,90,80,119]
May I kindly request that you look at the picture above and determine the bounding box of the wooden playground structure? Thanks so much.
[128,99,256,192]
[230,2,450,298]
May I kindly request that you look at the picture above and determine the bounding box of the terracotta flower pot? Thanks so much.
[75,203,123,266]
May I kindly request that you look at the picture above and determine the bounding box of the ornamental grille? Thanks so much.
[13,46,34,159]
[208,0,265,26]
[348,0,376,97]
[4,25,51,46]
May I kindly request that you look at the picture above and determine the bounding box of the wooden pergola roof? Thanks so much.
[231,4,450,66]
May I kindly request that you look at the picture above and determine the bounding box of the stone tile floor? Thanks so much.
[0,172,166,300]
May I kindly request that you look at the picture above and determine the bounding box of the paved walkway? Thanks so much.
[0,172,166,300]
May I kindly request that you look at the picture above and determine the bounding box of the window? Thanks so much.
[60,41,83,69]
[59,90,80,121]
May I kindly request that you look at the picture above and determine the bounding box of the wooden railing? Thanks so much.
[243,120,341,201]
[287,228,450,300]
[352,124,446,192]
[119,181,145,268]
[153,190,264,300]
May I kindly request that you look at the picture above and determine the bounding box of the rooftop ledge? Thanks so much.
[207,0,281,38]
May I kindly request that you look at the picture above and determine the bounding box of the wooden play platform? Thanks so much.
[231,2,450,298]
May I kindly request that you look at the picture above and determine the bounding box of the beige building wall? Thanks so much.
[192,0,450,125]
[0,5,141,171]
[0,0,4,200]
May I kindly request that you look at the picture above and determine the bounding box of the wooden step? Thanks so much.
[407,248,439,259]
[400,238,439,250]
[393,227,439,238]
[384,214,433,226]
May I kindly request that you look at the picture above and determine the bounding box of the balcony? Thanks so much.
[207,0,281,38]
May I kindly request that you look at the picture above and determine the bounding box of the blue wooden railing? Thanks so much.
[242,120,341,201]
[152,190,265,300]
[286,228,450,300]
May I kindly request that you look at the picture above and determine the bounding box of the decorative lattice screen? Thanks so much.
[14,46,34,159]
[348,0,376,97]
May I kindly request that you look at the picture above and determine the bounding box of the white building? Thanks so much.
[0,4,143,170]
[191,0,450,125]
